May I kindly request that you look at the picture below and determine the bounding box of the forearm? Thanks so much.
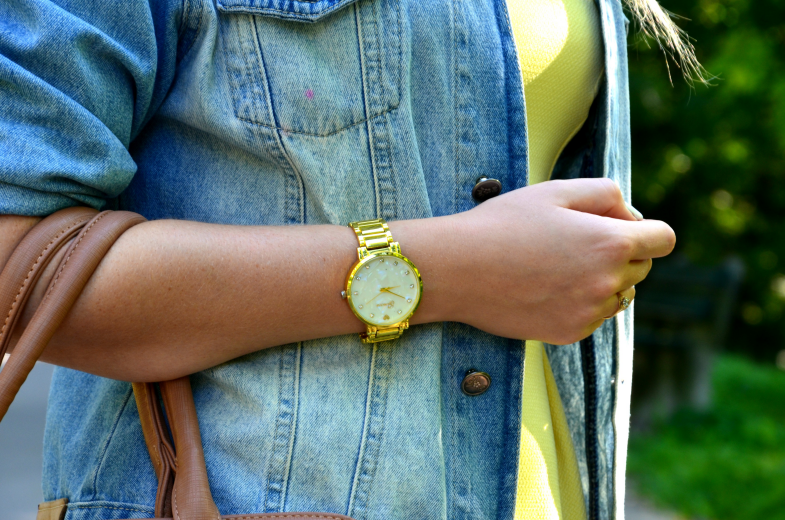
[2,179,675,382]
[5,216,460,382]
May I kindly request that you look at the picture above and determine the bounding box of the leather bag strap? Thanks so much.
[134,382,177,517]
[0,209,144,417]
[0,207,97,363]
[0,208,181,514]
[0,209,356,520]
[161,377,221,520]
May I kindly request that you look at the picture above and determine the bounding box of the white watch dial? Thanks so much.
[349,255,420,327]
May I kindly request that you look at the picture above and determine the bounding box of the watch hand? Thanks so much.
[381,288,405,299]
[364,292,387,306]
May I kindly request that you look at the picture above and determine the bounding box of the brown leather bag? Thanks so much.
[0,207,356,520]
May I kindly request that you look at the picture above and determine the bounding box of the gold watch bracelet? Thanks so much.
[348,218,409,343]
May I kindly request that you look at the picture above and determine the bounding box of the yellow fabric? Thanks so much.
[516,342,588,519]
[507,0,604,518]
[510,0,604,184]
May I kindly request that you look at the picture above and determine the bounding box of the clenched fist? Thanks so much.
[439,178,675,344]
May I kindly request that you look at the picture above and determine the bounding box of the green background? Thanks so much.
[626,1,785,518]
[629,0,785,361]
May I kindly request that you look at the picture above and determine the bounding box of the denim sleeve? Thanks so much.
[0,0,185,216]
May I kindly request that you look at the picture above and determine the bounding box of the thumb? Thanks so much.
[551,178,638,221]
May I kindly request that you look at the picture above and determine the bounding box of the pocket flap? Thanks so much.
[216,0,360,22]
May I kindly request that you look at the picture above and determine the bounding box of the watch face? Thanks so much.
[347,254,422,327]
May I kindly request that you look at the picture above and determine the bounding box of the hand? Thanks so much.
[440,178,675,344]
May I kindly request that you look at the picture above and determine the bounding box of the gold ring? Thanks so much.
[618,292,631,312]
[604,289,634,319]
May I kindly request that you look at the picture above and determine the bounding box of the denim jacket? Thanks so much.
[0,0,633,518]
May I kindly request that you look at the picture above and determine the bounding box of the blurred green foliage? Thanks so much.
[628,355,785,519]
[628,0,785,361]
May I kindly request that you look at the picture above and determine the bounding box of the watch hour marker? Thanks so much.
[394,261,398,266]
[398,310,402,314]
[380,258,384,262]
[353,291,358,296]
[359,305,363,309]
[383,315,390,320]
[404,270,410,275]
[365,265,370,269]
[407,298,412,303]
[356,276,361,281]
[370,313,375,318]
[409,284,414,288]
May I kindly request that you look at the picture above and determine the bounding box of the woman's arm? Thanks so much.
[1,178,674,382]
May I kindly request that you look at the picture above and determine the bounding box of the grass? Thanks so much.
[627,354,785,520]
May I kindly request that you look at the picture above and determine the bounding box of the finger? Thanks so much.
[600,286,636,320]
[619,259,652,288]
[581,317,608,341]
[600,293,619,320]
[620,285,636,307]
[579,285,636,339]
[620,219,677,260]
[625,202,644,221]
[550,178,639,221]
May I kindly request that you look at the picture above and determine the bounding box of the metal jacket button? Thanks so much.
[461,369,491,396]
[472,177,502,202]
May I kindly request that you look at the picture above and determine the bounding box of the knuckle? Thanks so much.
[599,231,635,263]
[592,276,618,299]
[614,234,636,260]
[632,258,653,285]
[540,178,563,197]
[600,177,622,200]
[643,258,653,277]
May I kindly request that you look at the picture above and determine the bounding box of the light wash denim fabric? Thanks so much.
[0,0,634,519]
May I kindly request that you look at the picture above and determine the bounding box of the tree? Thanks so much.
[629,0,785,361]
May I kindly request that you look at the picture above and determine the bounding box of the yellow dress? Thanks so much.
[507,0,604,518]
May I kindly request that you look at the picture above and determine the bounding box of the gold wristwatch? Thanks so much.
[342,218,422,343]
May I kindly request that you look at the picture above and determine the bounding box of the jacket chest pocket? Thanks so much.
[217,0,402,137]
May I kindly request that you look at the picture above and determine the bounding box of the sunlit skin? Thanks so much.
[0,179,674,382]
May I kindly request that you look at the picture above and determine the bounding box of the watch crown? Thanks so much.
[340,290,347,300]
